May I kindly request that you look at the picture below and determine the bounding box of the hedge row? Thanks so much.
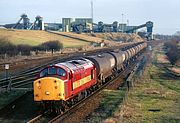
[0,37,63,56]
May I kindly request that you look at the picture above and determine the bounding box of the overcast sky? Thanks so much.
[0,0,180,35]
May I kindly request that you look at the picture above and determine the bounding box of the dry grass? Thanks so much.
[157,53,170,64]
[50,31,119,46]
[55,32,105,43]
[0,29,90,47]
[88,33,144,43]
[170,67,180,74]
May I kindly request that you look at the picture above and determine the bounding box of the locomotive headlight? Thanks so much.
[45,91,50,95]
[56,82,59,86]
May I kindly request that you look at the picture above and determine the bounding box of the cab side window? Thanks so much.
[57,68,66,77]
[40,68,48,77]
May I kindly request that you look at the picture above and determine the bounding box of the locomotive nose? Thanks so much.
[34,77,65,101]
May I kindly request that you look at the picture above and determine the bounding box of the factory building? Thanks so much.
[62,18,93,33]
[74,18,93,32]
[2,14,153,40]
[119,23,127,32]
[62,18,73,32]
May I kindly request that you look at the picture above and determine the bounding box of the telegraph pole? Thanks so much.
[122,13,124,24]
[122,14,124,33]
[91,0,94,32]
[91,1,93,23]
[127,19,129,26]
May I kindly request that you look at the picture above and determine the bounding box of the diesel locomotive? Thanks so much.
[33,42,147,112]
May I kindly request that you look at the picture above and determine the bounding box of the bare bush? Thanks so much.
[164,40,180,65]
[0,37,18,56]
[17,44,32,56]
[37,40,63,54]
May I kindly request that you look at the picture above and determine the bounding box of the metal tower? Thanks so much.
[13,14,30,29]
[29,15,44,30]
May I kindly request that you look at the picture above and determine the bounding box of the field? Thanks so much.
[0,29,90,47]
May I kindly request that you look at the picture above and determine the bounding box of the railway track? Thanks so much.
[0,54,90,89]
[27,53,144,123]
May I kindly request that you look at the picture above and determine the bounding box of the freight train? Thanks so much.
[33,42,147,113]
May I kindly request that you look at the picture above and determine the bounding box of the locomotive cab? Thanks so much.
[34,66,68,101]
[34,58,97,107]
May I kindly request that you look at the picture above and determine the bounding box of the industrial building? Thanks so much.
[2,14,154,40]
[93,21,153,40]
[3,14,62,31]
[62,18,73,32]
[62,18,93,33]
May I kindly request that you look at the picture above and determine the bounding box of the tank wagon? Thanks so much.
[34,42,147,112]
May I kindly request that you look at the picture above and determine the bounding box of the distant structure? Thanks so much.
[29,16,44,30]
[61,18,153,40]
[45,23,62,31]
[93,21,119,32]
[91,1,94,25]
[124,21,153,40]
[3,13,154,40]
[72,18,93,33]
[62,18,73,32]
[62,18,93,33]
[93,21,153,40]
[13,14,30,29]
[4,14,61,31]
[12,14,45,30]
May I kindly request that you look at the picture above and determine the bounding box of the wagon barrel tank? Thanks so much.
[86,53,116,80]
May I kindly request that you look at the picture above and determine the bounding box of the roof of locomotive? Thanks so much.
[54,58,94,72]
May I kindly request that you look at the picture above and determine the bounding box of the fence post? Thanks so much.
[4,64,9,90]
[7,75,12,91]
